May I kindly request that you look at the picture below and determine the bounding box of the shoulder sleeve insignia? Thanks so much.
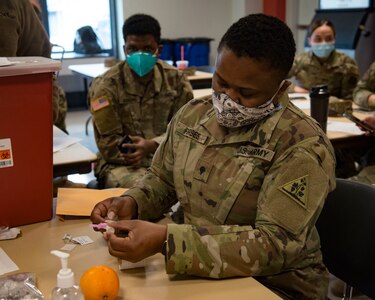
[278,175,308,208]
[91,96,110,112]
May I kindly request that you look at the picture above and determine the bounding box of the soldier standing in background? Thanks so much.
[91,14,336,300]
[88,14,193,188]
[0,0,68,132]
[0,0,83,192]
[29,0,42,20]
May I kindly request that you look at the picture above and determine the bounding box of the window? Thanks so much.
[320,0,372,9]
[41,0,118,58]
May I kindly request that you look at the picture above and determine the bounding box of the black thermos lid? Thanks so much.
[309,84,329,98]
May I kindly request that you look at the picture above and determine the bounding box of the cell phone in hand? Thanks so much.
[343,113,375,134]
[117,135,135,154]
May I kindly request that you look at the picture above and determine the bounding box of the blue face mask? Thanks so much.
[311,42,335,58]
[126,51,157,77]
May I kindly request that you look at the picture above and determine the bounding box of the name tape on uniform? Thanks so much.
[237,145,275,162]
[183,128,208,144]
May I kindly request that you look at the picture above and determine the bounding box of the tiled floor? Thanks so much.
[63,108,373,300]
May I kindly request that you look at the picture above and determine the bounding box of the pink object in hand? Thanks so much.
[90,223,108,230]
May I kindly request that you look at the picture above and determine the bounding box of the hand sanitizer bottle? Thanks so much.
[51,250,83,300]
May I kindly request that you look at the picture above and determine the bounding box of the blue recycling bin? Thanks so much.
[160,38,175,61]
[174,38,213,67]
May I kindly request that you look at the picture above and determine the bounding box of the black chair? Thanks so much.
[316,178,375,300]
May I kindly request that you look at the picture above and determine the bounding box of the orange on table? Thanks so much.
[80,265,119,300]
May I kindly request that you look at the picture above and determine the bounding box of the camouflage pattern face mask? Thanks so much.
[212,80,288,128]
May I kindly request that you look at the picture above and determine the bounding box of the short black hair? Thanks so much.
[218,14,296,79]
[122,14,161,43]
[308,19,336,38]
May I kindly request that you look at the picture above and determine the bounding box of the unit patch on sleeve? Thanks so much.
[91,96,110,112]
[278,175,308,208]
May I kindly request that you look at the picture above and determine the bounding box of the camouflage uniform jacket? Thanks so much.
[89,60,194,177]
[125,92,336,299]
[353,61,375,110]
[0,0,51,57]
[289,50,359,100]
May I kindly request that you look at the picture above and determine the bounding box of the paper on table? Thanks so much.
[120,259,146,270]
[0,57,15,67]
[53,136,81,153]
[56,188,127,216]
[327,121,364,135]
[0,247,19,275]
[291,99,310,110]
[288,93,310,101]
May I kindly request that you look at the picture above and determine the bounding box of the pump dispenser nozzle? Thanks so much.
[51,250,75,288]
[50,250,83,300]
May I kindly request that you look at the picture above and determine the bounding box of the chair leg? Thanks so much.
[342,283,353,300]
[85,116,92,136]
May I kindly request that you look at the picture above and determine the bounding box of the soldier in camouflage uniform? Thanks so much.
[289,19,360,178]
[349,116,375,185]
[352,62,375,183]
[91,14,336,299]
[288,19,359,101]
[89,14,193,188]
[353,61,375,110]
[0,0,67,132]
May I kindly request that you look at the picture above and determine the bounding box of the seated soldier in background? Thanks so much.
[349,115,375,186]
[351,64,375,185]
[288,19,359,103]
[88,14,193,188]
[0,0,68,132]
[289,19,361,178]
[353,61,375,110]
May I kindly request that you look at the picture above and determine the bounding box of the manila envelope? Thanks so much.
[56,188,127,217]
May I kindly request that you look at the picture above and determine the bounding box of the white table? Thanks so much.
[53,126,97,177]
[68,63,213,89]
[0,217,282,300]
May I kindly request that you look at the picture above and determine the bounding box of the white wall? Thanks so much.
[119,0,243,65]
[292,0,318,54]
[232,0,263,23]
[61,0,318,93]
[119,0,266,64]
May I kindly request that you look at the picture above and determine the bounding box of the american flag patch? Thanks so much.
[92,96,110,112]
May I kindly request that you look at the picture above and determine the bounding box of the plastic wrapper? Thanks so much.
[0,272,44,300]
[0,227,21,240]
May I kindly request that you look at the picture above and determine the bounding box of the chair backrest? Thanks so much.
[316,178,375,298]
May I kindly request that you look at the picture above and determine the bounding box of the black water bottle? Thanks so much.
[309,85,330,133]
